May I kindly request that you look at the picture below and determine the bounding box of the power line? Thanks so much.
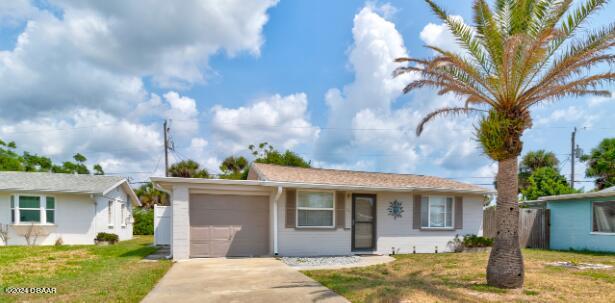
[3,116,615,135]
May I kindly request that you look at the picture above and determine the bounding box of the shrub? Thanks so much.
[95,232,119,243]
[463,234,493,248]
[133,208,154,235]
[447,234,464,252]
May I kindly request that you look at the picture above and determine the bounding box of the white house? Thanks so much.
[0,172,140,245]
[152,163,493,260]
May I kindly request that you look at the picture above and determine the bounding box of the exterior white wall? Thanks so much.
[93,187,134,241]
[375,192,484,254]
[275,190,484,256]
[0,192,96,245]
[277,189,351,256]
[171,185,190,260]
[0,184,135,246]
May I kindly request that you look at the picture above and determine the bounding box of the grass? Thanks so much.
[304,249,615,303]
[0,236,171,303]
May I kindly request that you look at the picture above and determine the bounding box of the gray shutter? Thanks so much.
[286,189,296,228]
[454,196,463,229]
[413,194,421,229]
[335,191,346,228]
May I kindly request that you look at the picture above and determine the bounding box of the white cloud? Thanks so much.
[210,93,318,157]
[535,106,598,128]
[316,5,414,161]
[314,6,485,173]
[588,96,614,108]
[0,0,278,119]
[0,0,37,26]
[419,16,465,54]
[0,109,162,179]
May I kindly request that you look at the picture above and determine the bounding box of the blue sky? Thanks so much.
[0,0,613,190]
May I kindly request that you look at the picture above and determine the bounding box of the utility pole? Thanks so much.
[163,120,169,177]
[570,127,577,188]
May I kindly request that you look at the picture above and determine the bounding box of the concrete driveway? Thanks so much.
[141,258,349,303]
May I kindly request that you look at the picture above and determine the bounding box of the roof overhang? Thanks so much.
[539,191,615,202]
[103,179,141,207]
[150,177,494,195]
[0,188,101,195]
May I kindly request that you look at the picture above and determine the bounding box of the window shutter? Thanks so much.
[335,191,345,228]
[10,195,15,224]
[285,189,296,228]
[454,196,463,229]
[413,194,421,229]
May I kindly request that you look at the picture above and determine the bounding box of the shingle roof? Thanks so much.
[250,163,491,193]
[0,171,126,194]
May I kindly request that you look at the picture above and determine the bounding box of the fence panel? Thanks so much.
[483,207,549,249]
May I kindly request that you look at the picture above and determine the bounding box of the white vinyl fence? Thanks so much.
[154,205,171,246]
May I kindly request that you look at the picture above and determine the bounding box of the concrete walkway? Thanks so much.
[141,258,349,303]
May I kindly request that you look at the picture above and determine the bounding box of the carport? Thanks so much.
[151,178,281,260]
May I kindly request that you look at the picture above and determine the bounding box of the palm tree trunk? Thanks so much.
[487,157,524,288]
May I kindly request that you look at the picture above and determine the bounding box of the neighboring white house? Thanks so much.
[152,163,493,260]
[0,172,140,245]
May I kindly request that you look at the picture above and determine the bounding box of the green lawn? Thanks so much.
[0,236,171,303]
[304,249,615,303]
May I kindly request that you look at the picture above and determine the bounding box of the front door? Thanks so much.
[352,194,376,251]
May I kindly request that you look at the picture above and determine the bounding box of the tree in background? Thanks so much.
[519,150,560,191]
[581,138,615,190]
[93,164,105,175]
[0,139,103,175]
[396,0,614,288]
[135,182,169,209]
[249,142,311,168]
[0,140,23,171]
[52,153,91,174]
[521,167,577,200]
[168,160,209,178]
[219,156,249,180]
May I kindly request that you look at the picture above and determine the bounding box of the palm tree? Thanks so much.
[135,182,169,208]
[168,160,209,178]
[519,150,559,190]
[395,0,614,288]
[219,156,249,179]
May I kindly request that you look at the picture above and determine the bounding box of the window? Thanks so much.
[46,197,55,224]
[297,191,335,227]
[10,194,55,225]
[421,196,454,228]
[593,201,615,233]
[108,200,114,226]
[121,203,126,226]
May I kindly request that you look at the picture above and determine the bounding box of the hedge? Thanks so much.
[133,208,154,235]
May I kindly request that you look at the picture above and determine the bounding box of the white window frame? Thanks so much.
[590,200,615,235]
[10,193,56,225]
[107,200,114,228]
[422,195,455,229]
[296,190,336,228]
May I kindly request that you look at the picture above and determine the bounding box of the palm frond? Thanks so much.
[522,24,615,100]
[525,72,615,107]
[424,0,493,74]
[416,107,486,136]
[474,0,504,66]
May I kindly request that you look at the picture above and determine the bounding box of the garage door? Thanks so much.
[190,194,269,257]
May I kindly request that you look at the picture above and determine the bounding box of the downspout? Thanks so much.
[273,186,282,256]
[154,183,174,260]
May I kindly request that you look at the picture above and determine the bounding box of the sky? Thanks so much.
[0,0,613,190]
